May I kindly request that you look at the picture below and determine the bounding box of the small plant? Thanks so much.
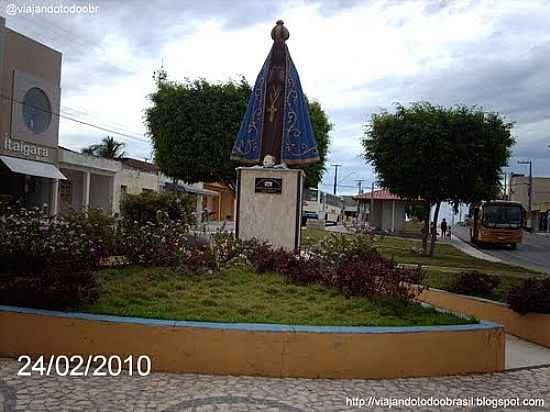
[120,191,195,225]
[117,212,189,267]
[507,278,550,315]
[278,253,323,285]
[248,246,291,274]
[331,257,424,301]
[448,271,500,298]
[0,203,101,309]
[179,243,218,275]
[315,231,378,268]
[212,229,247,264]
[410,247,425,256]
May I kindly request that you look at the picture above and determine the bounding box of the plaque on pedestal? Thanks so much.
[236,167,303,251]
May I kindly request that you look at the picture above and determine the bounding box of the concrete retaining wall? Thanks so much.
[419,288,550,349]
[0,305,504,379]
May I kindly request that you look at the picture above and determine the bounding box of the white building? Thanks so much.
[0,18,219,217]
[56,147,219,216]
[353,189,409,233]
[0,17,65,213]
[509,174,550,232]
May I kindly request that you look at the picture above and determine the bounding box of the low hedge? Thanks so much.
[507,278,550,315]
[448,270,500,298]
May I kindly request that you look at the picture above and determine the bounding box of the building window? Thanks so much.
[59,180,72,204]
[22,87,52,134]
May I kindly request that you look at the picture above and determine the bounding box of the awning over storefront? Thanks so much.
[0,155,67,180]
[164,182,219,197]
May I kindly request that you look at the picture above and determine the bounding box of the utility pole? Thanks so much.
[355,179,364,221]
[355,179,364,194]
[529,160,533,229]
[518,160,533,230]
[331,164,341,195]
[370,182,375,223]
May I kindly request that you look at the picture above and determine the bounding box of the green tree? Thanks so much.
[305,99,332,189]
[145,78,331,192]
[81,136,126,159]
[362,102,515,255]
[406,203,429,222]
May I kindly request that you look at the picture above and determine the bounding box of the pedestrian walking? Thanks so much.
[440,218,448,238]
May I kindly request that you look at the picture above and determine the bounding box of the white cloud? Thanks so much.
[3,0,550,184]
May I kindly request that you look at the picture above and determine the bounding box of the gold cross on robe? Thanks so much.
[267,104,277,122]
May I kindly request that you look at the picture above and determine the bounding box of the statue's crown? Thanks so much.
[271,20,289,42]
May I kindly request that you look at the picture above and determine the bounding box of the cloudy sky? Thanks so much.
[2,0,550,200]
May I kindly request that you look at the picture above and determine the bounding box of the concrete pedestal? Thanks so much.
[235,167,303,251]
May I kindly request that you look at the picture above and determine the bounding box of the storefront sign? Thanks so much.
[3,138,49,161]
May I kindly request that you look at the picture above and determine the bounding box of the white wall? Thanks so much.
[113,167,160,214]
[58,168,83,212]
[89,173,113,213]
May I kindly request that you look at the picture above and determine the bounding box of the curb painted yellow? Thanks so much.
[0,307,504,379]
[419,288,550,349]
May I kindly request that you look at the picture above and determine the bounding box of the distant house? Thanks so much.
[56,149,220,217]
[353,189,411,233]
[203,182,235,221]
[509,174,550,232]
[341,195,358,223]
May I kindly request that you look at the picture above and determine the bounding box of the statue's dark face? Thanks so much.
[271,41,286,66]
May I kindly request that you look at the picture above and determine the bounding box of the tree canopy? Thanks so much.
[362,102,515,254]
[81,136,126,159]
[145,78,331,192]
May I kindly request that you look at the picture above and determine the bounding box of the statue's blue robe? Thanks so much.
[230,45,320,166]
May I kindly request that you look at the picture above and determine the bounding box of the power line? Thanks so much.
[334,166,356,185]
[61,104,146,138]
[319,183,363,189]
[0,93,148,144]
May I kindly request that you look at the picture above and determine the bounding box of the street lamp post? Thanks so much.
[517,160,532,230]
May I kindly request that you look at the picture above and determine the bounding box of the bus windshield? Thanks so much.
[483,205,523,228]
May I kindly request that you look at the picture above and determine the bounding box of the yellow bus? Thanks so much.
[470,200,525,249]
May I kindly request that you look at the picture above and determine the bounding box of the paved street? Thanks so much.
[452,226,550,274]
[0,358,549,411]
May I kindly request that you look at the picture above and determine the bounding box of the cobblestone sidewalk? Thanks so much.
[1,358,549,411]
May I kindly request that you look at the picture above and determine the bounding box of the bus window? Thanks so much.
[483,205,523,228]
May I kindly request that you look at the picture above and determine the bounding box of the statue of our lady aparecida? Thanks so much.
[230,20,320,167]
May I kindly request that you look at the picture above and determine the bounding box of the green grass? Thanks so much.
[301,227,542,303]
[377,239,535,274]
[302,228,538,275]
[423,270,528,303]
[401,221,425,237]
[301,227,329,247]
[81,265,472,327]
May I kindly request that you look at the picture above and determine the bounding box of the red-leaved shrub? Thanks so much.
[331,257,424,301]
[507,278,550,314]
[277,253,323,285]
[448,270,500,298]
